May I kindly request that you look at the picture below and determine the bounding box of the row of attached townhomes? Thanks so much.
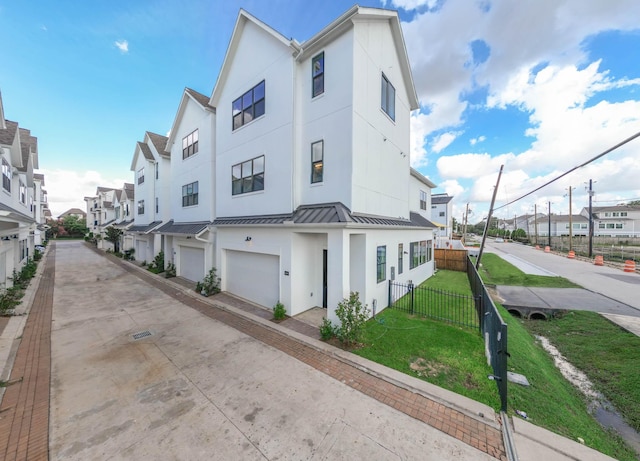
[0,92,50,288]
[87,6,441,322]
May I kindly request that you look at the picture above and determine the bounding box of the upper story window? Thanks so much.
[155,197,159,213]
[2,158,11,193]
[182,181,199,207]
[420,190,427,210]
[182,129,199,159]
[232,155,264,195]
[138,200,145,215]
[398,243,403,275]
[19,181,26,204]
[381,73,396,121]
[621,212,628,217]
[232,81,265,131]
[311,140,323,183]
[137,167,145,185]
[115,207,120,219]
[155,163,159,179]
[439,211,445,217]
[125,203,130,216]
[312,52,324,97]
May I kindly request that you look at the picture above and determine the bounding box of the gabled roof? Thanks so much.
[590,205,640,213]
[0,91,5,130]
[410,168,437,188]
[114,189,123,202]
[59,208,86,218]
[432,194,453,205]
[156,220,211,235]
[210,9,299,107]
[165,87,215,151]
[96,186,115,194]
[147,131,170,158]
[124,183,134,192]
[138,142,154,161]
[34,173,45,185]
[0,120,19,147]
[18,128,38,170]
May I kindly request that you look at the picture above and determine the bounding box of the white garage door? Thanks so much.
[226,250,279,308]
[135,240,147,264]
[180,246,205,282]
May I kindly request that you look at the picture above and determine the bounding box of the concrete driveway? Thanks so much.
[50,241,495,460]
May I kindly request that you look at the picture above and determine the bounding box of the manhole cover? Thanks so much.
[132,330,152,340]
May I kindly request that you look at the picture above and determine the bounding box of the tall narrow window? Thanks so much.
[398,243,403,275]
[2,158,11,192]
[182,181,199,206]
[311,140,323,183]
[312,52,324,97]
[420,190,427,210]
[138,200,145,215]
[155,163,159,179]
[381,73,395,121]
[155,197,159,213]
[232,81,265,130]
[19,181,26,204]
[182,129,199,159]
[137,167,145,185]
[377,246,386,283]
[232,156,265,195]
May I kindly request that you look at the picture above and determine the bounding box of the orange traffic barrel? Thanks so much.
[624,260,636,272]
[544,246,550,253]
[594,255,604,266]
[567,251,575,259]
[535,245,540,250]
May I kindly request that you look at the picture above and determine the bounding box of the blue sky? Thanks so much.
[2,0,640,221]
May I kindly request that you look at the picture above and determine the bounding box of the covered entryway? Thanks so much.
[226,250,279,308]
[179,246,205,282]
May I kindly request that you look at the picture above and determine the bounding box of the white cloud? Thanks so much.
[115,39,129,53]
[431,131,460,153]
[39,169,130,217]
[470,136,485,145]
[439,179,464,198]
[387,0,438,10]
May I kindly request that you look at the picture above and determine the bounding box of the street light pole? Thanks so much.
[588,179,595,257]
[548,201,552,248]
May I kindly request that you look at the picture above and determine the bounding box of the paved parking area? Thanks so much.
[44,241,503,460]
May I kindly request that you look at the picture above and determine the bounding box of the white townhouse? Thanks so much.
[157,88,216,282]
[210,7,436,321]
[534,214,589,237]
[127,132,171,263]
[33,173,47,245]
[84,186,116,249]
[582,205,640,238]
[0,93,38,287]
[431,193,453,239]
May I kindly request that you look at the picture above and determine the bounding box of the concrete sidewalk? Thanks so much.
[0,241,621,460]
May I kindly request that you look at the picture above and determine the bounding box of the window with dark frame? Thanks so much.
[182,181,199,207]
[381,73,395,121]
[377,246,386,283]
[137,167,145,185]
[182,129,199,159]
[2,158,11,192]
[398,243,403,275]
[137,200,145,215]
[155,197,159,213]
[420,190,427,210]
[232,156,265,195]
[232,81,265,130]
[311,140,323,183]
[155,163,159,179]
[312,52,324,97]
[19,181,26,204]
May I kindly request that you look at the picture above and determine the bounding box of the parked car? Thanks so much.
[35,245,46,252]
[494,238,504,243]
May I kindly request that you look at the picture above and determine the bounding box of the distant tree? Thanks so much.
[61,215,88,237]
[512,228,527,241]
[104,226,123,253]
[628,200,640,206]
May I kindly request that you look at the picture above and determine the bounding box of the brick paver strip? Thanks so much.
[104,249,506,460]
[0,244,55,461]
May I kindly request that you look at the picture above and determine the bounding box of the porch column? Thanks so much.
[326,229,349,324]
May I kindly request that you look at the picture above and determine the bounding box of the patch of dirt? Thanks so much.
[409,357,449,377]
[463,373,479,390]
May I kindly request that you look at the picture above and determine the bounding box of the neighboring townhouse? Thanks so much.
[210,7,436,321]
[33,173,48,245]
[126,132,170,263]
[58,207,86,220]
[84,186,116,249]
[582,205,640,237]
[117,183,135,250]
[0,93,38,287]
[157,88,216,282]
[533,214,589,237]
[431,193,453,238]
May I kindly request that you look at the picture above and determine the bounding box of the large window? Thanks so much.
[232,156,265,195]
[232,81,265,130]
[137,200,145,215]
[182,181,199,207]
[2,158,11,192]
[311,140,323,183]
[137,167,145,185]
[398,243,403,275]
[377,246,386,283]
[381,73,395,121]
[182,129,199,159]
[312,52,324,97]
[410,240,428,269]
[420,190,427,210]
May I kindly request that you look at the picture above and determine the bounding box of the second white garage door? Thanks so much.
[226,250,279,308]
[180,246,205,282]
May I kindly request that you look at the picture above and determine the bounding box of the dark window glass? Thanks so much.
[381,73,395,121]
[312,52,324,97]
[231,156,265,195]
[232,81,266,130]
[377,246,386,283]
[311,140,323,183]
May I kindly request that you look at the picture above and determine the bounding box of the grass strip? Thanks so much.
[477,253,581,287]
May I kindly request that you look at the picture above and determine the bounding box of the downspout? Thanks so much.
[194,227,209,243]
[290,40,302,216]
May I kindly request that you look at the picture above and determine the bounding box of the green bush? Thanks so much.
[335,292,370,347]
[273,302,286,320]
[319,317,336,340]
[147,251,165,274]
[0,287,23,315]
[165,262,176,278]
[200,268,221,296]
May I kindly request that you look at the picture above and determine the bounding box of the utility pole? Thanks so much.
[587,179,595,257]
[477,165,503,269]
[463,203,469,245]
[548,201,552,248]
[567,186,574,252]
[534,204,538,245]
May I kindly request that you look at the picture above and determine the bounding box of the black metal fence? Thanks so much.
[467,256,508,412]
[387,280,479,329]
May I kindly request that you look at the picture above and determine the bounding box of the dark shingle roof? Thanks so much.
[156,220,210,235]
[34,173,45,184]
[138,142,155,161]
[185,88,213,109]
[128,221,163,234]
[409,212,438,228]
[431,194,453,205]
[0,120,18,145]
[147,132,170,158]
[97,186,115,193]
[124,183,134,191]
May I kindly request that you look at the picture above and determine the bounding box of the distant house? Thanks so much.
[431,193,453,238]
[582,205,640,237]
[58,208,86,220]
[533,214,589,237]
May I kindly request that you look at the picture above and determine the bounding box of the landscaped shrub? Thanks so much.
[0,287,23,315]
[147,251,165,274]
[335,292,370,347]
[273,301,286,320]
[319,317,336,340]
[200,267,221,296]
[165,262,176,278]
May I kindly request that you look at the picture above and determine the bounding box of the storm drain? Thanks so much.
[132,330,153,340]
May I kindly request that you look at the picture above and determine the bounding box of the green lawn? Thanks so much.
[477,253,581,287]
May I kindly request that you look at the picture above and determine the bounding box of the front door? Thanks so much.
[322,249,328,308]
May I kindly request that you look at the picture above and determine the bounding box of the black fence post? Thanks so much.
[409,282,415,314]
[388,279,392,308]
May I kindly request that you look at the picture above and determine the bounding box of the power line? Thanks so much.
[493,129,640,211]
